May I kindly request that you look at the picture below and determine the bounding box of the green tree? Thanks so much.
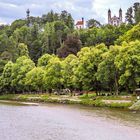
[25,67,45,92]
[135,8,140,24]
[116,23,140,44]
[29,23,42,63]
[133,2,140,24]
[57,35,82,58]
[97,46,120,95]
[87,19,101,28]
[60,10,74,29]
[41,10,58,24]
[78,24,131,47]
[42,21,69,55]
[0,61,14,93]
[72,47,91,90]
[43,57,63,93]
[17,43,29,57]
[115,41,140,93]
[73,44,108,93]
[54,21,69,45]
[11,56,35,92]
[11,26,30,44]
[42,22,57,54]
[125,7,134,24]
[11,24,42,63]
[61,54,77,91]
[37,54,54,67]
[10,19,26,33]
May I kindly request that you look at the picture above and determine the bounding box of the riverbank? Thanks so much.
[0,93,137,109]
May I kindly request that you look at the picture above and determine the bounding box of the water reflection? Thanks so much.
[0,102,140,140]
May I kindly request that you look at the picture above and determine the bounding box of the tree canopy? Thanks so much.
[0,4,140,95]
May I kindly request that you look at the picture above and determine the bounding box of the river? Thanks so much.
[0,101,140,140]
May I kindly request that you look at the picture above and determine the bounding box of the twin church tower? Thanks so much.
[108,8,123,26]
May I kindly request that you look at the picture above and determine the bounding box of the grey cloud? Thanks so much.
[0,0,137,24]
[0,0,98,24]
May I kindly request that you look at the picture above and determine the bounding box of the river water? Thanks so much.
[0,101,140,140]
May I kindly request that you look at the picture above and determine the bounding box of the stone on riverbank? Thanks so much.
[129,100,140,111]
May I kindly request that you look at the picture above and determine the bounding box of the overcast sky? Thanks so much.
[0,0,139,25]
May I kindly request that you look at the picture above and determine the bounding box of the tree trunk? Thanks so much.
[114,72,119,96]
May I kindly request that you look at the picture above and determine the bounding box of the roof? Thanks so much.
[108,9,111,12]
[111,16,120,21]
[76,20,84,26]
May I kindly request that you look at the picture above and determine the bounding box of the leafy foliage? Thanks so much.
[25,67,45,91]
[116,23,140,44]
[115,41,140,93]
[125,2,140,24]
[0,6,140,94]
[57,35,82,58]
[43,57,63,92]
[11,56,35,92]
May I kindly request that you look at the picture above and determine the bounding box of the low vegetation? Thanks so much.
[0,93,136,109]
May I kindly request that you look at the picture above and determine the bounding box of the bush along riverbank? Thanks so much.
[0,93,138,110]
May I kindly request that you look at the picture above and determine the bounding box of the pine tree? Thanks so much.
[125,7,133,24]
[133,2,140,24]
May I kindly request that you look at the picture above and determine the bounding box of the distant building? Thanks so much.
[108,8,122,26]
[75,18,84,29]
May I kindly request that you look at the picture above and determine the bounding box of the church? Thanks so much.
[75,9,123,29]
[75,18,84,29]
[108,8,123,26]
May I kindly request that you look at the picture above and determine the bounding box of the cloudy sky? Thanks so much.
[0,0,139,25]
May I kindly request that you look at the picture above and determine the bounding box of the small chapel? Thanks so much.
[75,18,84,29]
[108,8,123,26]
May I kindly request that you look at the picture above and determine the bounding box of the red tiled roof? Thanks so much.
[76,21,84,25]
